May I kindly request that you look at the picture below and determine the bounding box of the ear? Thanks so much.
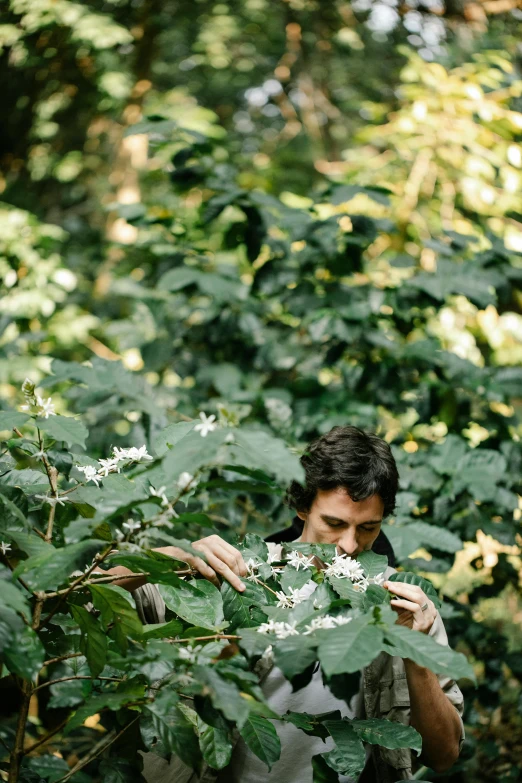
[296,509,308,522]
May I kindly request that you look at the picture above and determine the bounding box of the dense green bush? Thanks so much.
[1,1,522,780]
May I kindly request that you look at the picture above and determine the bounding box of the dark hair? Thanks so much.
[286,425,399,518]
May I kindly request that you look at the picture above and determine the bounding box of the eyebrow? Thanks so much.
[320,514,382,526]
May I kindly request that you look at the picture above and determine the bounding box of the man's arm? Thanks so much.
[384,579,464,772]
[405,659,462,772]
[99,536,248,593]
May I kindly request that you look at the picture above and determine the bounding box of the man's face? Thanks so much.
[297,487,384,557]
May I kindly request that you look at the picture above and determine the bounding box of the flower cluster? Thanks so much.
[302,614,352,634]
[20,378,56,419]
[323,553,365,581]
[286,550,315,570]
[275,580,317,608]
[257,614,352,639]
[77,445,153,486]
[257,620,299,639]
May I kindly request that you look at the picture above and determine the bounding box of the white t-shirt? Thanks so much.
[220,663,368,783]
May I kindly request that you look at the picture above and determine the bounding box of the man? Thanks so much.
[107,426,465,782]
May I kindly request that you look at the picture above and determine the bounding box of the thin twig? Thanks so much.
[32,675,123,694]
[54,716,140,783]
[42,652,83,669]
[253,577,279,597]
[167,634,240,644]
[40,545,114,629]
[22,717,69,756]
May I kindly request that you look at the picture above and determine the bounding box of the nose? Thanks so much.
[337,529,358,557]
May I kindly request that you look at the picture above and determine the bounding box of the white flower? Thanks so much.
[323,554,365,582]
[35,395,56,419]
[178,644,203,663]
[303,614,352,635]
[266,547,280,564]
[34,494,67,507]
[0,541,11,555]
[288,581,318,605]
[352,577,369,593]
[122,520,141,533]
[257,620,299,639]
[113,445,153,463]
[177,472,197,492]
[149,485,166,497]
[97,457,120,477]
[77,465,101,486]
[370,572,385,586]
[261,644,274,665]
[194,412,217,437]
[275,591,293,608]
[303,615,338,634]
[245,558,260,581]
[334,615,352,626]
[286,550,314,570]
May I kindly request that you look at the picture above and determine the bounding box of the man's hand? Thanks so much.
[156,534,248,592]
[383,580,437,634]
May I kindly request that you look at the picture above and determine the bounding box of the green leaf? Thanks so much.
[146,690,202,771]
[198,717,233,770]
[388,572,441,609]
[357,551,389,578]
[48,679,87,709]
[66,683,146,733]
[239,532,269,562]
[352,718,422,753]
[0,487,29,530]
[0,605,45,680]
[158,578,224,631]
[279,565,314,594]
[152,420,195,457]
[139,618,184,640]
[0,411,30,431]
[273,635,317,681]
[222,579,269,631]
[37,415,88,448]
[194,665,250,729]
[240,714,281,771]
[311,753,339,783]
[89,584,142,652]
[6,530,52,557]
[406,522,462,554]
[226,429,304,485]
[384,624,475,681]
[318,615,384,676]
[70,605,107,678]
[25,754,69,782]
[323,719,367,778]
[14,539,104,591]
[0,578,31,616]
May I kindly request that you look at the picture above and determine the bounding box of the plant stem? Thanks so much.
[168,634,240,643]
[42,652,83,668]
[39,545,114,629]
[22,717,69,756]
[54,716,140,782]
[32,675,123,693]
[8,679,31,783]
[9,433,59,782]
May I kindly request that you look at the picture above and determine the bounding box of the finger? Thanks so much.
[213,538,248,576]
[384,581,425,602]
[195,540,246,580]
[390,597,421,614]
[184,555,220,588]
[196,545,246,592]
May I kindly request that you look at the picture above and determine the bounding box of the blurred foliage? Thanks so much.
[1,0,522,780]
